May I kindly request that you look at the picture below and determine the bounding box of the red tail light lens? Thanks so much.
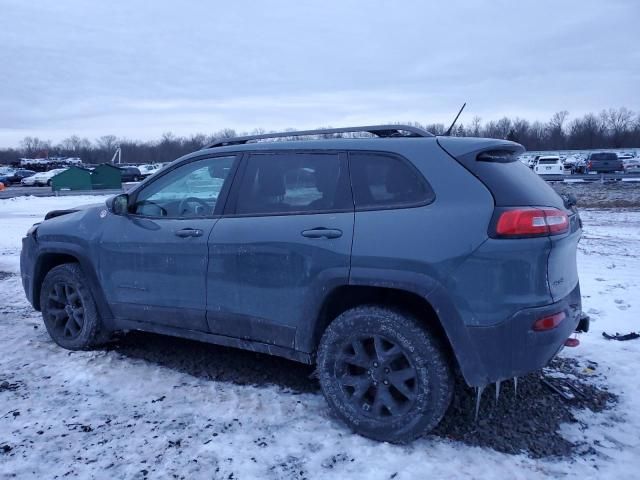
[543,209,570,234]
[533,312,566,331]
[494,208,569,238]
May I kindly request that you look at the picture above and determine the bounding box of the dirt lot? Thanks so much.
[551,181,640,208]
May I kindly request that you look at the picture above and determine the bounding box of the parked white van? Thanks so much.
[534,155,567,176]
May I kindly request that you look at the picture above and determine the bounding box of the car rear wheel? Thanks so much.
[317,305,453,443]
[40,263,105,350]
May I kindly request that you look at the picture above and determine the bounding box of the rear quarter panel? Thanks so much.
[349,140,495,299]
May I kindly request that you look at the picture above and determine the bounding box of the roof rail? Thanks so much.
[204,124,433,148]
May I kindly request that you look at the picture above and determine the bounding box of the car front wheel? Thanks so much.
[317,305,453,443]
[39,263,106,350]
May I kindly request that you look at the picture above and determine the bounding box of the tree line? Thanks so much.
[1,108,638,166]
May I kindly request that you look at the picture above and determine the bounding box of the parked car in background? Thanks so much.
[617,153,635,162]
[20,124,585,443]
[623,158,640,172]
[586,152,624,173]
[534,155,567,175]
[138,163,163,178]
[22,168,68,186]
[562,155,584,174]
[119,166,143,182]
[0,169,36,185]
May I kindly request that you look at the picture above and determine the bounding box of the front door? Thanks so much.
[206,151,354,349]
[98,154,238,331]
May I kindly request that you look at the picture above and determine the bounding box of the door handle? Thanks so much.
[301,228,343,239]
[175,228,203,238]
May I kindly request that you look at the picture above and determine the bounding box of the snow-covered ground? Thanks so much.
[0,196,639,479]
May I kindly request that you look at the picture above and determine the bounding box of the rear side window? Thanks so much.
[349,152,434,210]
[234,152,352,215]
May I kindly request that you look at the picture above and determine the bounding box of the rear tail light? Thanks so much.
[533,312,566,331]
[493,207,569,238]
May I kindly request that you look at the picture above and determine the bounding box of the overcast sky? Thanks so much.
[0,0,639,147]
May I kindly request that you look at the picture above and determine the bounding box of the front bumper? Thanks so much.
[20,235,37,308]
[465,283,582,385]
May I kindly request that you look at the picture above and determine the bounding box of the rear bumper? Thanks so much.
[464,282,582,384]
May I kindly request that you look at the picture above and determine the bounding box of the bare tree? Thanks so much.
[546,111,569,149]
[468,116,482,137]
[96,135,118,155]
[20,137,51,157]
[496,117,512,139]
[604,107,634,147]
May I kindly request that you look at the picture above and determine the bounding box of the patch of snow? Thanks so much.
[0,197,639,479]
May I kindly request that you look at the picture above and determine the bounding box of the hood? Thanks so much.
[44,202,103,220]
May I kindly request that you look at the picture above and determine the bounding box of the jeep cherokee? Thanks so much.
[20,125,585,443]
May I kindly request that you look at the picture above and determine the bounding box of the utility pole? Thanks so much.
[110,146,122,165]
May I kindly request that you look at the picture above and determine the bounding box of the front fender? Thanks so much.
[33,243,115,330]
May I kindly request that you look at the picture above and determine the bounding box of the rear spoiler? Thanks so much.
[437,137,525,166]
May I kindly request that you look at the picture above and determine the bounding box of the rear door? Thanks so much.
[206,151,353,349]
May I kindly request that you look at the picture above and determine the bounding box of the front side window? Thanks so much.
[349,152,435,209]
[235,152,351,215]
[131,155,236,218]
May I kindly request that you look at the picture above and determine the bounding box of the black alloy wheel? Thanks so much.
[336,335,418,418]
[45,282,86,339]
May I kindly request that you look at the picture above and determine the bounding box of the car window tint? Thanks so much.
[131,155,236,218]
[235,152,351,215]
[349,152,434,209]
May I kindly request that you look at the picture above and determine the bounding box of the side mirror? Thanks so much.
[106,193,129,215]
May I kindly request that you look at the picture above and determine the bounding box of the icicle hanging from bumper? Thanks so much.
[474,385,485,421]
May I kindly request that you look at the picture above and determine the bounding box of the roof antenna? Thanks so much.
[444,102,467,136]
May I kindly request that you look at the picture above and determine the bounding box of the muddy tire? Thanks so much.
[39,263,105,350]
[317,305,453,443]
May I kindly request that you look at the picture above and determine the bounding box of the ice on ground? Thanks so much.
[0,196,639,479]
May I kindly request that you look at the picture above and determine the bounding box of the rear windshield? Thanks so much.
[590,153,617,161]
[538,159,559,164]
[437,141,565,209]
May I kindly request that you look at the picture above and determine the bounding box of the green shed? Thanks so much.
[51,166,92,192]
[91,164,122,190]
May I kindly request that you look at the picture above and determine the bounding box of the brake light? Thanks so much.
[533,312,566,331]
[494,208,569,238]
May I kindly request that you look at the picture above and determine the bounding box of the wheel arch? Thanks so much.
[309,282,488,387]
[33,248,115,329]
[33,252,78,309]
[311,285,453,361]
